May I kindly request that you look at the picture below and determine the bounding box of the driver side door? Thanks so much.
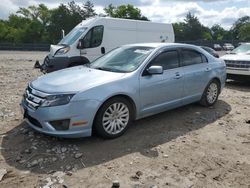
[139,49,184,117]
[80,25,104,62]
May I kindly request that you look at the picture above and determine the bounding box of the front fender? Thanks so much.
[72,77,140,118]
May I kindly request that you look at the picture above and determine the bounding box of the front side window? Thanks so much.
[151,50,179,70]
[182,49,204,66]
[83,25,104,48]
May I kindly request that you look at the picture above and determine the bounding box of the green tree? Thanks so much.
[3,14,31,42]
[184,12,203,40]
[0,1,96,44]
[15,4,51,43]
[231,16,250,40]
[239,23,250,41]
[48,4,72,43]
[202,31,212,41]
[84,1,96,18]
[173,12,212,41]
[173,22,186,41]
[104,4,149,21]
[211,24,227,40]
[0,21,9,42]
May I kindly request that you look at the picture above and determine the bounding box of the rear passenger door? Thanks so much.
[180,49,211,103]
[140,49,184,115]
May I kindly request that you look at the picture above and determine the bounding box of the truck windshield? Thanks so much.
[90,46,155,73]
[59,26,87,46]
[231,44,250,54]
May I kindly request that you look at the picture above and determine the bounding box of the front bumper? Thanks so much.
[226,67,250,76]
[39,55,70,73]
[20,99,100,138]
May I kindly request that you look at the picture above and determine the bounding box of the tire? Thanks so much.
[200,79,220,107]
[94,97,133,139]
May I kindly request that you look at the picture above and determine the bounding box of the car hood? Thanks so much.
[31,66,126,93]
[221,54,250,61]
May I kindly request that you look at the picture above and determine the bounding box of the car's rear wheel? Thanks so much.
[94,97,133,139]
[200,79,220,106]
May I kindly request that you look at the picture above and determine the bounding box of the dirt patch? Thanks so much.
[0,51,249,188]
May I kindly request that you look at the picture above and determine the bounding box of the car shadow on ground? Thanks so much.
[226,80,250,92]
[1,100,231,174]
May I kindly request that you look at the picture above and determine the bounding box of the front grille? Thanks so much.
[225,60,250,69]
[43,56,50,66]
[23,85,47,110]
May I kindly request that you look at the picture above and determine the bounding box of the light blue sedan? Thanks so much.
[21,43,226,138]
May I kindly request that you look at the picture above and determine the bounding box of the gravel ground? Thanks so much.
[0,51,249,188]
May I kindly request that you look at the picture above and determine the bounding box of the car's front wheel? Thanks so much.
[94,97,133,139]
[200,79,220,106]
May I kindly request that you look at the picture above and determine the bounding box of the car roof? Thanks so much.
[124,42,199,49]
[124,42,216,61]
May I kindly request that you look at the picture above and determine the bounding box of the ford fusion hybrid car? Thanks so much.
[21,43,226,138]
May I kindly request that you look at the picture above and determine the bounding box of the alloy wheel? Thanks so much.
[206,82,218,104]
[102,102,129,135]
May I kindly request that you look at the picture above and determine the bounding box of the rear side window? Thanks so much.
[151,50,179,70]
[182,49,205,66]
[83,25,104,48]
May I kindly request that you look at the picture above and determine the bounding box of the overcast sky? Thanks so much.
[1,0,250,29]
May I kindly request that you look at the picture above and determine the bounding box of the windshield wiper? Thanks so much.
[95,67,125,73]
[84,63,91,67]
[58,43,68,46]
[95,67,113,71]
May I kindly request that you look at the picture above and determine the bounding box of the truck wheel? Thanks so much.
[200,79,220,107]
[94,97,133,139]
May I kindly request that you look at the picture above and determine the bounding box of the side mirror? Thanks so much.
[77,39,84,49]
[147,66,163,75]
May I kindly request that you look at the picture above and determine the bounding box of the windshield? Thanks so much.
[59,26,87,45]
[231,44,250,54]
[89,46,155,73]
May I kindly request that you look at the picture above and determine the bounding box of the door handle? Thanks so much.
[174,72,182,79]
[205,67,211,72]
[101,47,105,54]
[81,50,87,55]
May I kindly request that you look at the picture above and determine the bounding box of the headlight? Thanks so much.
[55,47,70,55]
[41,94,74,107]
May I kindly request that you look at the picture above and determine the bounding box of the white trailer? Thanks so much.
[39,17,175,72]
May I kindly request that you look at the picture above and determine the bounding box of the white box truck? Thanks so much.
[37,17,175,73]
